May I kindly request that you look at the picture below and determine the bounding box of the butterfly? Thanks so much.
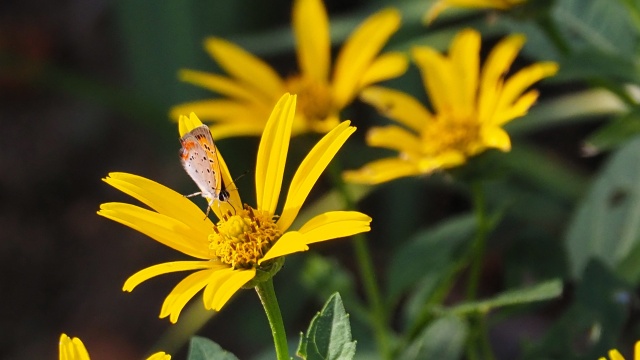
[179,125,231,215]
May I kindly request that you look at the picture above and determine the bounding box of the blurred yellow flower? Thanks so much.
[59,334,170,360]
[343,28,558,185]
[99,94,371,323]
[171,0,407,138]
[425,0,526,23]
[599,340,640,360]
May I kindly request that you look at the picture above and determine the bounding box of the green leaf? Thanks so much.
[584,109,640,154]
[387,214,476,303]
[187,336,239,360]
[399,316,467,360]
[442,279,563,316]
[566,136,640,279]
[552,0,639,57]
[297,293,356,360]
[523,261,630,360]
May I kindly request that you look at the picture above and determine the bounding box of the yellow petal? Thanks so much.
[298,211,372,244]
[424,0,450,24]
[496,62,558,119]
[478,33,526,124]
[366,125,422,154]
[278,121,355,232]
[450,29,480,118]
[98,203,210,259]
[178,69,267,105]
[102,172,214,237]
[208,122,271,139]
[256,93,296,214]
[160,269,214,323]
[333,8,401,108]
[259,231,308,264]
[360,86,432,132]
[211,145,243,220]
[179,112,205,137]
[208,268,255,310]
[170,99,268,124]
[493,89,539,125]
[123,261,217,292]
[635,340,640,360]
[416,150,466,172]
[293,0,330,82]
[202,267,235,309]
[59,334,90,360]
[358,52,409,89]
[146,352,171,360]
[343,157,419,185]
[608,349,625,360]
[412,46,456,115]
[205,37,285,99]
[480,125,511,151]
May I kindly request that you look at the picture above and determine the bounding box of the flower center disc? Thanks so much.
[285,75,337,132]
[209,205,281,269]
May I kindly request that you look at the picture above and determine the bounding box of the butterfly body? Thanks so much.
[179,125,230,211]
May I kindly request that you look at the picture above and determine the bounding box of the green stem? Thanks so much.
[327,162,391,360]
[466,181,487,301]
[465,182,495,360]
[255,279,289,360]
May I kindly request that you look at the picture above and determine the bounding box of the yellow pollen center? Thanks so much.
[209,205,281,269]
[285,74,337,132]
[421,116,480,156]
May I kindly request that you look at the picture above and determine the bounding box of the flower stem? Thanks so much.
[466,181,487,301]
[465,181,495,360]
[255,279,289,360]
[327,161,391,360]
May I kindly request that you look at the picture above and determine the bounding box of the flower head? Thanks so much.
[171,0,407,138]
[59,334,170,360]
[99,94,371,323]
[599,340,640,360]
[343,28,558,185]
[425,0,526,23]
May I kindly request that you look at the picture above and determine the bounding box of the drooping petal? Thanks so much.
[360,86,432,132]
[205,37,285,100]
[102,172,213,239]
[450,29,480,118]
[178,69,267,105]
[366,125,422,154]
[99,203,210,259]
[293,0,330,82]
[256,94,297,214]
[123,261,217,292]
[208,268,256,311]
[480,125,512,151]
[358,52,409,89]
[424,0,451,24]
[297,211,372,244]
[160,269,214,323]
[259,231,307,264]
[333,8,401,108]
[59,334,90,360]
[278,121,355,232]
[343,157,420,184]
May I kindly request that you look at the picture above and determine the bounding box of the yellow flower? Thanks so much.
[425,0,526,23]
[599,340,640,360]
[59,334,170,360]
[343,28,558,185]
[171,0,407,138]
[99,94,371,323]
